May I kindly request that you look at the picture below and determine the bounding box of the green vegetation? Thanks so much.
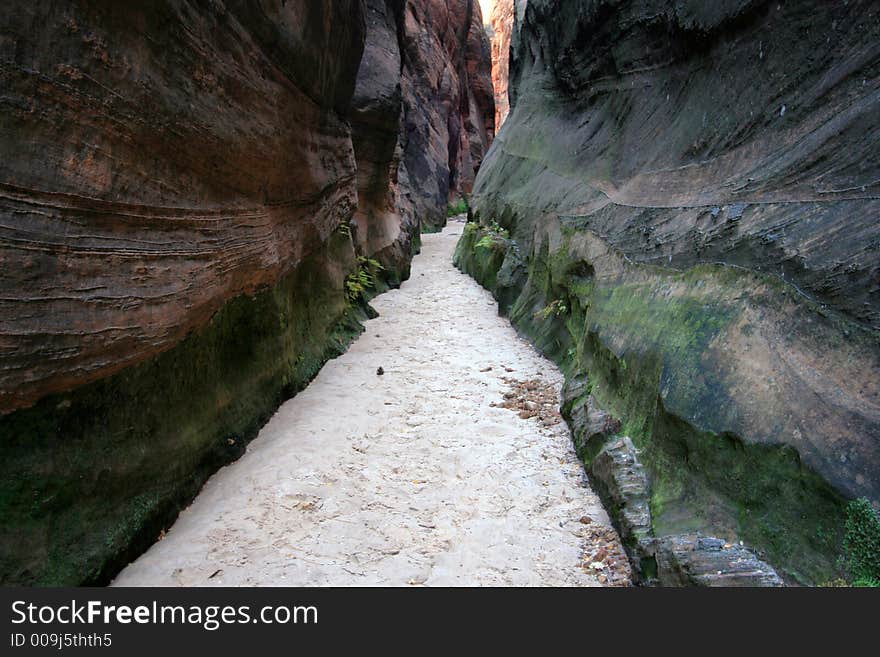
[453,220,511,292]
[843,498,880,585]
[447,197,469,217]
[534,299,568,320]
[345,256,385,303]
[487,221,509,238]
[474,221,510,251]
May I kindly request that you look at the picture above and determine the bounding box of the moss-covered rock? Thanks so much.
[0,231,396,586]
[455,209,874,584]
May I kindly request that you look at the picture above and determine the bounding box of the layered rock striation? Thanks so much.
[0,0,492,585]
[457,0,880,584]
[0,1,366,416]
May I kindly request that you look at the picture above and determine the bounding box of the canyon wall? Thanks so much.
[487,0,514,131]
[398,0,494,229]
[0,0,492,585]
[457,0,879,584]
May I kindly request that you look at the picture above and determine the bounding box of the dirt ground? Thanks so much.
[113,219,629,587]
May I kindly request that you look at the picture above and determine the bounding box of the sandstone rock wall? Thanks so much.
[351,0,414,273]
[488,0,514,130]
[0,0,492,584]
[0,1,366,415]
[464,1,496,172]
[459,0,880,584]
[398,0,494,230]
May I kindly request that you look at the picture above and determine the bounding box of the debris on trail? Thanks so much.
[579,524,632,586]
[491,375,631,585]
[492,377,562,428]
[113,226,626,587]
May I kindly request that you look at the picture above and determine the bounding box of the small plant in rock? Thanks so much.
[473,221,510,252]
[842,497,880,586]
[475,234,498,250]
[487,221,509,239]
[345,256,385,303]
[358,255,384,271]
[345,269,372,302]
[535,298,568,320]
[447,198,469,216]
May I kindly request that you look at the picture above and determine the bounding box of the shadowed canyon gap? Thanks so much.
[0,0,878,587]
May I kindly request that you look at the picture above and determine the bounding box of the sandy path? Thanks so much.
[113,220,627,587]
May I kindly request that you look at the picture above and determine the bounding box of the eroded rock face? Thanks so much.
[487,0,514,130]
[458,0,880,584]
[0,1,365,415]
[489,0,880,328]
[398,0,494,230]
[562,375,783,586]
[655,535,784,587]
[0,0,493,584]
[351,0,414,274]
[464,1,496,173]
[0,0,371,585]
[0,0,495,418]
[590,437,653,551]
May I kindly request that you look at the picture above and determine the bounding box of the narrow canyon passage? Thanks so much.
[112,219,629,587]
[1,0,875,591]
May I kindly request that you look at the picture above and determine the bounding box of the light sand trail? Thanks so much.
[113,219,628,587]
